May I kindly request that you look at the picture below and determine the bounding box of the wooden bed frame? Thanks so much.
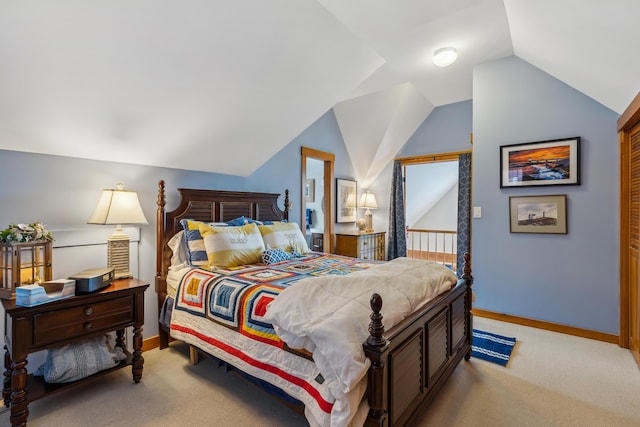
[155,180,474,426]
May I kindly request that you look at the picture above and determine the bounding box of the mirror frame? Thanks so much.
[301,146,335,253]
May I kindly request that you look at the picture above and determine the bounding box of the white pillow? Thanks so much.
[258,222,310,254]
[167,230,189,266]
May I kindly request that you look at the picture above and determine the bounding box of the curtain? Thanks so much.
[388,160,407,259]
[456,152,472,274]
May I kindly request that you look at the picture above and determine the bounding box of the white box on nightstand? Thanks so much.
[15,279,75,306]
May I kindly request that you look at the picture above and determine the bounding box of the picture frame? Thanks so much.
[336,178,357,223]
[500,137,580,188]
[509,194,567,234]
[305,179,315,202]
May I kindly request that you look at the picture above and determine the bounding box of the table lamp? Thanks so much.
[359,191,378,233]
[88,183,147,279]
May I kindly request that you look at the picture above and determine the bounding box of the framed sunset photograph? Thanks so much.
[500,137,580,188]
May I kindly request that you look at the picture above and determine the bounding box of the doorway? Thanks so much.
[405,160,459,270]
[399,150,471,272]
[301,147,335,253]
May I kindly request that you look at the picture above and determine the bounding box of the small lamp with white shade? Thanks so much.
[359,191,378,233]
[88,183,148,279]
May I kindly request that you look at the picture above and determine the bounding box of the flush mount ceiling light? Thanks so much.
[433,47,457,67]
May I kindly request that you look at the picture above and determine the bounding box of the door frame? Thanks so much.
[398,150,470,217]
[397,149,472,269]
[301,146,335,253]
[618,92,640,350]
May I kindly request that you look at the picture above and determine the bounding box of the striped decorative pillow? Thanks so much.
[258,222,310,255]
[179,219,227,266]
[199,222,265,268]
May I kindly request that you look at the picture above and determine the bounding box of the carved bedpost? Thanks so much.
[363,293,389,426]
[462,252,473,282]
[156,180,169,349]
[156,180,166,282]
[462,252,474,360]
[367,294,386,347]
[283,189,290,221]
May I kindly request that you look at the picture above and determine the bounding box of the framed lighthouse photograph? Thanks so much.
[509,194,567,234]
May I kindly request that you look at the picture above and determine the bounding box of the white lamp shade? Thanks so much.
[88,187,148,225]
[359,191,378,209]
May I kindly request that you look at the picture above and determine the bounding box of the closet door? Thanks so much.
[628,123,640,367]
[619,93,640,369]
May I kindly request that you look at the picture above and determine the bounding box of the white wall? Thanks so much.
[411,183,458,231]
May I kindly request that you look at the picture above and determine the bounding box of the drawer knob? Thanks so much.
[83,322,93,330]
[84,307,94,316]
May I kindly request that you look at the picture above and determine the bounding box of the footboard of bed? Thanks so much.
[363,254,473,427]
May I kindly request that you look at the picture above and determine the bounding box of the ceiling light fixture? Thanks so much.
[433,47,458,67]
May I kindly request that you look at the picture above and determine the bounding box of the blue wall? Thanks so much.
[367,100,473,238]
[472,56,619,334]
[247,109,356,227]
[398,99,473,157]
[0,56,623,337]
[0,109,354,338]
[0,149,250,338]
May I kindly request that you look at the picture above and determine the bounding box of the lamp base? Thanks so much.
[364,211,374,233]
[107,233,132,279]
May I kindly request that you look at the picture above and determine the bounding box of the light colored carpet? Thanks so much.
[2,317,640,427]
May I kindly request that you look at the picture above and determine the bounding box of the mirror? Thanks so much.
[305,157,324,246]
[301,147,334,253]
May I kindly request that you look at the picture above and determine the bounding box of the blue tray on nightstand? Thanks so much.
[16,279,75,306]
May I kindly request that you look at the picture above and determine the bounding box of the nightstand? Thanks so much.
[2,278,149,427]
[310,232,324,252]
[335,231,386,261]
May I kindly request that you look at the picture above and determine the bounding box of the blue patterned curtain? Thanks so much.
[456,153,472,274]
[388,160,406,259]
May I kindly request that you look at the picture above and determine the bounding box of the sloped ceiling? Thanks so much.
[0,1,637,179]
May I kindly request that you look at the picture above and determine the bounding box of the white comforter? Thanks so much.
[263,257,458,401]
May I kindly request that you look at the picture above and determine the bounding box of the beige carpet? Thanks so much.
[2,317,640,427]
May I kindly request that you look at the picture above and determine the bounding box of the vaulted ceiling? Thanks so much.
[0,1,637,183]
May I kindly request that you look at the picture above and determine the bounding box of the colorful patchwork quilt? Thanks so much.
[170,252,379,426]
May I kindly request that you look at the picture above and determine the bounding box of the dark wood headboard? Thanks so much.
[155,180,290,308]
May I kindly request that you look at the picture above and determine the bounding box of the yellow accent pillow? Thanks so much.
[199,223,265,268]
[258,222,310,254]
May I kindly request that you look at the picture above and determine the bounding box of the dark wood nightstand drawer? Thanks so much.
[32,295,134,346]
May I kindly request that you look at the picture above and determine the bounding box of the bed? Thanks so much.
[154,180,474,426]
